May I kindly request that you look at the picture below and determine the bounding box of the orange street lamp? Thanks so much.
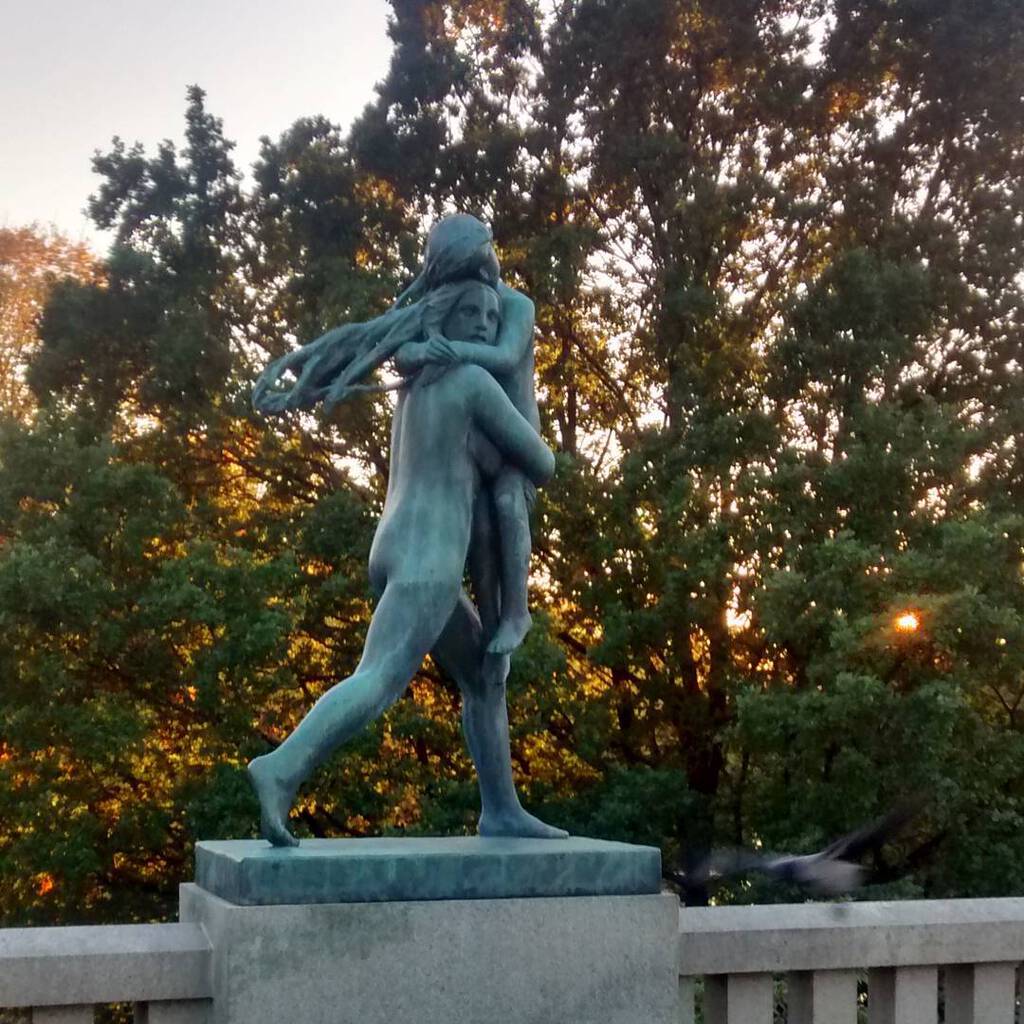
[894,611,920,632]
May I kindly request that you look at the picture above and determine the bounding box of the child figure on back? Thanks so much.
[388,215,540,655]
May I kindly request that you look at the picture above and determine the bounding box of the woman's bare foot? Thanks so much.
[478,805,569,839]
[486,611,532,655]
[248,754,300,847]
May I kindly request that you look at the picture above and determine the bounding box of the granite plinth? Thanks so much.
[179,882,679,1024]
[195,835,660,906]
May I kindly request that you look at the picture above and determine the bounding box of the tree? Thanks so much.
[0,226,96,421]
[350,0,1024,892]
[3,1,1024,923]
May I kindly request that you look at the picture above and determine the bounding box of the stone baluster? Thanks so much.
[944,963,1017,1024]
[677,976,696,1023]
[868,966,938,1024]
[703,972,775,1023]
[134,1001,211,1024]
[32,1008,93,1024]
[788,969,859,1023]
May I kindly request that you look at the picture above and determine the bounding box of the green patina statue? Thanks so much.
[249,215,567,846]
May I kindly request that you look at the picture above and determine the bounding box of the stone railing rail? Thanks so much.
[678,897,1024,1023]
[0,922,211,1024]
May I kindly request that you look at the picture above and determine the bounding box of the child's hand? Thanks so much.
[394,343,429,375]
[423,337,459,365]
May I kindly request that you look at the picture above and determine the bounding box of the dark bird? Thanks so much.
[667,800,922,906]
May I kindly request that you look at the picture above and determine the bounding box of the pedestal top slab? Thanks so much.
[195,836,661,906]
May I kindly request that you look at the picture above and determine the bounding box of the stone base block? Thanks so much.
[180,882,679,1024]
[195,836,661,905]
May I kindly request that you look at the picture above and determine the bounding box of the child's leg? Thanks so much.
[468,487,501,638]
[487,467,534,655]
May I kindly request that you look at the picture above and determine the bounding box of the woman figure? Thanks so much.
[251,276,566,845]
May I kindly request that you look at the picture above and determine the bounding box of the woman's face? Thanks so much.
[441,283,500,345]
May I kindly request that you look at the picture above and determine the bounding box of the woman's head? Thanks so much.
[421,278,500,345]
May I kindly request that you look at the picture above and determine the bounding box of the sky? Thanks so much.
[0,0,394,252]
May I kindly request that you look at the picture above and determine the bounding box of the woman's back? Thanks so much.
[370,367,483,587]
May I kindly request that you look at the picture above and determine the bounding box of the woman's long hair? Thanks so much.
[253,278,499,415]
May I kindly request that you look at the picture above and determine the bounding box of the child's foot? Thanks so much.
[248,755,300,847]
[478,805,569,839]
[486,612,532,655]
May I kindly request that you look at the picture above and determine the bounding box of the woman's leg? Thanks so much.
[431,594,568,839]
[488,467,534,654]
[249,579,460,846]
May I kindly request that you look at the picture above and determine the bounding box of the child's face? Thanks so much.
[441,283,500,345]
[476,244,500,286]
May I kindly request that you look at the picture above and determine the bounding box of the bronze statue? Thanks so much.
[250,215,566,846]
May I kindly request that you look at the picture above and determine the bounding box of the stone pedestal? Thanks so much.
[181,837,678,1024]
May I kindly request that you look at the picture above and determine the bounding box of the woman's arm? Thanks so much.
[464,366,554,486]
[390,285,535,378]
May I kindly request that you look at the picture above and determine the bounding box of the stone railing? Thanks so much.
[4,896,1024,1023]
[0,922,211,1024]
[678,897,1024,1023]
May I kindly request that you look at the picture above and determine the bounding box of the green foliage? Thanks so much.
[3,0,1024,922]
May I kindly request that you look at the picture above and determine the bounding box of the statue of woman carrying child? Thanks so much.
[249,214,567,846]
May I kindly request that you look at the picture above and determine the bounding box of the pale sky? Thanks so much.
[0,0,393,252]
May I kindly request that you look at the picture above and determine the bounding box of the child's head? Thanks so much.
[423,214,501,290]
[391,214,500,310]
